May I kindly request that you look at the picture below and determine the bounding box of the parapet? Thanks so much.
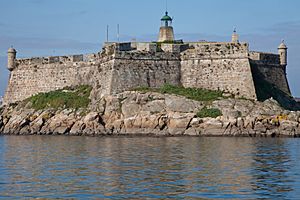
[181,42,249,59]
[103,42,133,52]
[103,42,190,54]
[136,43,157,52]
[15,53,100,68]
[161,43,181,53]
[249,51,280,65]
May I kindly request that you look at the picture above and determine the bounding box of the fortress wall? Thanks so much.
[110,52,181,94]
[249,52,290,95]
[3,42,291,104]
[185,42,249,58]
[3,54,115,104]
[250,63,290,95]
[249,52,280,65]
[181,43,257,99]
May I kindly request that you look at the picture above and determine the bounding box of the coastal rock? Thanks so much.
[199,118,224,136]
[280,120,299,136]
[122,101,141,118]
[165,95,203,113]
[141,100,165,114]
[233,99,254,117]
[184,128,201,136]
[29,110,54,134]
[254,122,267,134]
[0,115,4,132]
[3,109,35,135]
[70,120,85,135]
[1,91,300,137]
[168,113,194,135]
[40,111,76,135]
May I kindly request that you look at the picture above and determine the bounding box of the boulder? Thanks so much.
[199,118,224,136]
[40,111,76,135]
[168,113,195,135]
[3,109,34,134]
[165,95,203,113]
[70,120,85,135]
[141,100,165,114]
[122,101,141,118]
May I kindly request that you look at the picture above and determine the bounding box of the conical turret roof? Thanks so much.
[278,41,287,49]
[8,47,16,53]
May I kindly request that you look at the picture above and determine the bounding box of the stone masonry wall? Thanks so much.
[249,52,290,95]
[250,63,290,95]
[3,42,290,104]
[180,43,257,99]
[3,53,114,104]
[110,51,181,94]
[3,47,182,104]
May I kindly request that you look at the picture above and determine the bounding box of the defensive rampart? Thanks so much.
[180,42,257,99]
[3,42,291,104]
[249,52,290,95]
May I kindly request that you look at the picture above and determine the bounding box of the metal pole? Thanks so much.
[117,24,120,42]
[166,0,168,11]
[106,25,109,42]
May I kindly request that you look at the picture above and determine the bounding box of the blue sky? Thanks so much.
[0,0,300,97]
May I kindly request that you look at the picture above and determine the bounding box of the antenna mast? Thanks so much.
[106,25,109,42]
[117,24,120,42]
[166,0,168,11]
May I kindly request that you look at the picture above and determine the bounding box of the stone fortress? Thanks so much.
[3,11,291,105]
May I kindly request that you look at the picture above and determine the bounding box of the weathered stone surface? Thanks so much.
[168,113,194,135]
[122,101,141,118]
[3,109,35,134]
[40,111,76,135]
[165,95,203,113]
[199,118,224,136]
[3,41,290,109]
[1,92,300,137]
[70,120,85,135]
[141,100,165,114]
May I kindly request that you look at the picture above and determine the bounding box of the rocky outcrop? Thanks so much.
[1,92,300,137]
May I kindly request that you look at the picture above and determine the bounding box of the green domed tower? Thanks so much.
[158,11,175,42]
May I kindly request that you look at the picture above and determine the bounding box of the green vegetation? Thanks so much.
[196,107,222,118]
[134,84,223,102]
[25,85,92,110]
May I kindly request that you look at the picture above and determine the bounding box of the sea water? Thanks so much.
[0,136,300,199]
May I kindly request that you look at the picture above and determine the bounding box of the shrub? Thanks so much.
[26,85,92,110]
[197,107,222,118]
[134,84,223,102]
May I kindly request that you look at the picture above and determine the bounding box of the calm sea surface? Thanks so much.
[0,136,300,199]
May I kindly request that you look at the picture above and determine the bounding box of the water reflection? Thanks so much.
[0,136,299,199]
[250,139,293,199]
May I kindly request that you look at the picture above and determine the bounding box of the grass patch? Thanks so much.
[26,85,92,110]
[134,84,223,102]
[196,107,222,118]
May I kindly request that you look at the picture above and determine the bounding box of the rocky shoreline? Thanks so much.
[1,91,300,137]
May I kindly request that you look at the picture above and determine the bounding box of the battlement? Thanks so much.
[249,51,280,65]
[103,42,186,53]
[3,39,290,104]
[181,42,249,60]
[16,53,100,67]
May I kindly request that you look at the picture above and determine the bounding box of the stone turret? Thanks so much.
[231,28,239,43]
[7,47,17,71]
[278,40,287,66]
[158,11,175,42]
